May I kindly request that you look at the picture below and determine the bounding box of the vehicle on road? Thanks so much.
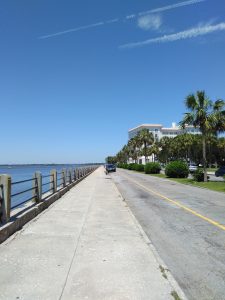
[188,164,198,173]
[105,164,116,173]
[215,166,225,177]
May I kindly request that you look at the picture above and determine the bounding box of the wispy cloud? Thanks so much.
[39,0,206,39]
[126,14,136,20]
[119,22,225,49]
[137,14,162,31]
[138,0,205,16]
[106,19,119,24]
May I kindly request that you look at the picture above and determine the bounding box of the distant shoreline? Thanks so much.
[0,163,102,167]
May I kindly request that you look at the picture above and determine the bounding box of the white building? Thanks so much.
[129,122,200,141]
[128,122,201,164]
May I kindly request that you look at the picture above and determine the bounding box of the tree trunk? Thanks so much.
[144,142,147,164]
[202,135,207,182]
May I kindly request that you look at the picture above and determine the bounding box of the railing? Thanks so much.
[0,166,97,224]
[11,177,38,210]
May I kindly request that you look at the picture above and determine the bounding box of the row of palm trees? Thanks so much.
[116,128,155,165]
[114,91,225,182]
[116,133,225,165]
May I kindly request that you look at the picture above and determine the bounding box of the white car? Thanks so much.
[189,165,198,173]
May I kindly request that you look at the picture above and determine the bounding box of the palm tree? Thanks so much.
[212,100,225,133]
[122,145,130,163]
[128,138,138,163]
[217,137,225,153]
[158,136,172,163]
[137,129,154,163]
[150,143,160,162]
[217,137,225,165]
[116,145,130,163]
[128,136,142,163]
[180,91,225,181]
[171,134,194,162]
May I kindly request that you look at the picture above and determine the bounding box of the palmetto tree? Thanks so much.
[217,137,225,153]
[128,138,138,163]
[116,145,130,163]
[116,151,125,163]
[150,143,160,162]
[128,136,142,163]
[158,136,172,163]
[122,145,130,163]
[217,137,225,165]
[171,134,194,162]
[180,91,225,181]
[137,129,154,163]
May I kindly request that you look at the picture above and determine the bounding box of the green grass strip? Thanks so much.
[149,174,225,193]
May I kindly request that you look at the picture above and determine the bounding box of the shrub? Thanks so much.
[193,168,204,182]
[131,163,137,170]
[192,169,210,181]
[145,162,161,174]
[117,163,128,169]
[117,163,144,172]
[127,163,136,170]
[165,161,189,178]
[135,164,144,172]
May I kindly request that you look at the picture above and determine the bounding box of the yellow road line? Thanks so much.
[120,172,225,232]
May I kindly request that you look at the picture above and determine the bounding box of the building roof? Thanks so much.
[128,124,163,132]
[128,123,199,135]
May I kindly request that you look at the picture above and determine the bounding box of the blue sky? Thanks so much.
[1,0,225,163]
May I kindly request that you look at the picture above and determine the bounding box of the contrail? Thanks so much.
[39,22,105,39]
[105,18,119,24]
[119,22,225,49]
[39,0,206,39]
[138,0,206,16]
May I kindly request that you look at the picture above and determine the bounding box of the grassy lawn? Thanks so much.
[149,173,225,193]
[207,168,217,172]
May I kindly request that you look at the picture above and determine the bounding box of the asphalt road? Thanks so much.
[111,169,225,300]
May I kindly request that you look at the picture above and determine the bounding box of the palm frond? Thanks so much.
[213,99,225,111]
[197,90,212,110]
[179,113,195,128]
[185,94,196,110]
[197,90,206,108]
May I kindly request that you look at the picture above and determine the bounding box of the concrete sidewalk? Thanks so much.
[0,167,186,300]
